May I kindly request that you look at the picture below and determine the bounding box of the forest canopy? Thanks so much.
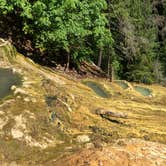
[0,0,166,84]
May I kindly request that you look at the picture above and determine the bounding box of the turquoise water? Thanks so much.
[83,81,110,98]
[134,86,152,96]
[0,68,22,99]
[115,81,129,89]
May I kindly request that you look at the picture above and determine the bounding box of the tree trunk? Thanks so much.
[98,48,103,67]
[107,53,110,78]
[110,65,114,82]
[108,66,114,82]
[79,61,107,77]
[65,52,70,71]
[107,48,113,82]
[107,0,114,82]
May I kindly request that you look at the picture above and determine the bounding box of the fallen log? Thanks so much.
[96,108,127,119]
[79,61,107,78]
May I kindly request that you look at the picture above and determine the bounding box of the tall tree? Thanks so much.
[109,0,158,83]
[0,0,113,70]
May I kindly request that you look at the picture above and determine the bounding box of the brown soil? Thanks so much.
[55,139,166,166]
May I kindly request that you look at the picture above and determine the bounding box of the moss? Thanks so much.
[0,139,38,162]
[1,44,16,63]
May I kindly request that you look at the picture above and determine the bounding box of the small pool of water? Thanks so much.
[0,68,22,99]
[134,86,152,96]
[83,81,110,98]
[115,81,129,89]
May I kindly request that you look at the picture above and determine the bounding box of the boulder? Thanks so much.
[76,135,90,143]
[14,88,27,96]
[96,108,127,118]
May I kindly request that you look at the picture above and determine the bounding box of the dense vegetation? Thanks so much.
[0,0,166,84]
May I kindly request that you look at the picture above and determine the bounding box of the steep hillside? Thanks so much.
[0,40,166,165]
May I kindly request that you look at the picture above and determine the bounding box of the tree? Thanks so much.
[0,0,113,71]
[108,0,158,83]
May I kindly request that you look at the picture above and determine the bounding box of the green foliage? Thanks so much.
[109,0,160,83]
[0,0,166,84]
[125,55,154,84]
[0,0,112,65]
[0,0,113,64]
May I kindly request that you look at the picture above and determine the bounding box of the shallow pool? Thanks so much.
[0,68,22,99]
[134,86,152,96]
[83,81,110,98]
